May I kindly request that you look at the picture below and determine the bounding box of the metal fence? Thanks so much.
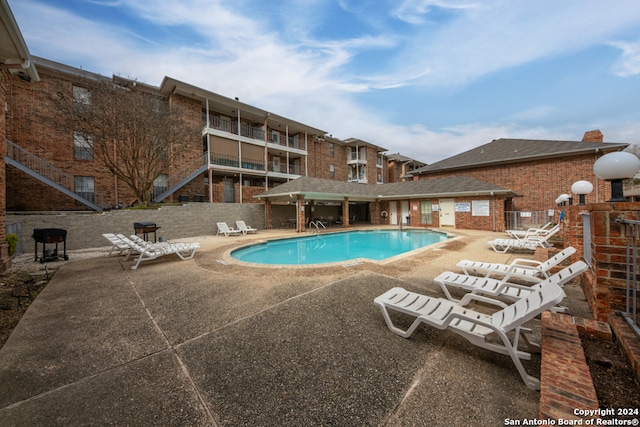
[616,218,640,337]
[504,211,552,230]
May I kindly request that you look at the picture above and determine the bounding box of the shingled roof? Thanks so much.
[256,176,517,202]
[412,138,628,174]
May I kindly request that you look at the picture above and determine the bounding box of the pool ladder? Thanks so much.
[308,220,326,233]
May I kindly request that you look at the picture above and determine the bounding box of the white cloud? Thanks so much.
[610,41,640,77]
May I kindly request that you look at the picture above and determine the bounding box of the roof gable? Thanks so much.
[413,138,628,174]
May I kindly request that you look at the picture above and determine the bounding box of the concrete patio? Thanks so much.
[0,228,592,426]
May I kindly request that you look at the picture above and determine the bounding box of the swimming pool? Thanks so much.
[230,229,449,265]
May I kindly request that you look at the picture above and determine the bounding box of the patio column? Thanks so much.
[342,197,349,228]
[297,195,305,232]
[265,199,273,229]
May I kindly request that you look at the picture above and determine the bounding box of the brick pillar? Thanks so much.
[342,198,349,228]
[0,71,11,273]
[265,200,273,229]
[296,196,305,232]
[570,202,640,323]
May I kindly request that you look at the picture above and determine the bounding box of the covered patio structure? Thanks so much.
[255,176,519,232]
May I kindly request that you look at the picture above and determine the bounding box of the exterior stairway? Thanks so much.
[5,139,104,211]
[152,153,208,203]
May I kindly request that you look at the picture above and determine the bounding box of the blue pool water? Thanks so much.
[230,229,449,265]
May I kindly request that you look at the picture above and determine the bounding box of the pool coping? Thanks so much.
[220,227,460,268]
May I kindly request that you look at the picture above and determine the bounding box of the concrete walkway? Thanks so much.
[0,229,589,426]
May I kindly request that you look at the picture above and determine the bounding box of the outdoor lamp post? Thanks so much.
[571,180,594,205]
[593,152,640,202]
[558,193,570,206]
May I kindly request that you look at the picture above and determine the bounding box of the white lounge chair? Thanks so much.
[374,272,570,390]
[216,222,241,237]
[235,220,257,234]
[488,225,560,253]
[102,233,131,256]
[506,223,557,239]
[435,260,587,304]
[456,246,576,283]
[117,235,200,270]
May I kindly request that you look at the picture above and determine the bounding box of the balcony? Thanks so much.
[267,135,304,151]
[268,163,302,177]
[210,152,265,172]
[205,116,265,142]
[347,152,367,164]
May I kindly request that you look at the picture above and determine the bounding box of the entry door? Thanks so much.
[400,201,409,225]
[439,198,455,227]
[389,201,398,225]
[223,178,235,203]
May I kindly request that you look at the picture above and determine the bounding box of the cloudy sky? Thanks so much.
[9,0,640,163]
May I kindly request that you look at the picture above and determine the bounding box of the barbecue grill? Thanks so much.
[32,228,68,263]
[133,222,160,242]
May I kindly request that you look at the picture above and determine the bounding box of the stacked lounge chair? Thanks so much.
[374,242,588,390]
[488,224,561,253]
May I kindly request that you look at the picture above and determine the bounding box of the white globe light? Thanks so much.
[558,193,570,202]
[593,152,640,181]
[571,180,594,195]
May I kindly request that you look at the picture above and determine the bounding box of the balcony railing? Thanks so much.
[206,116,265,141]
[268,164,301,175]
[210,152,265,171]
[205,115,305,151]
[348,152,367,161]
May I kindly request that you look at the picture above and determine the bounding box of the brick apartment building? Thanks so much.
[4,60,393,211]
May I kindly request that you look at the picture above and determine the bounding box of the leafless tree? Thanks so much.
[50,75,200,206]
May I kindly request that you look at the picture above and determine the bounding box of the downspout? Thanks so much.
[285,125,290,174]
[491,191,496,232]
[264,113,269,187]
[237,102,242,203]
[114,139,118,207]
[305,133,308,176]
[206,99,212,202]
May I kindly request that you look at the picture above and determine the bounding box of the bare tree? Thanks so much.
[51,75,200,206]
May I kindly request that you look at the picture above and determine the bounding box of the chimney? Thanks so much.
[582,129,603,143]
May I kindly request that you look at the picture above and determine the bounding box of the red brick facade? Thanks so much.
[417,153,611,212]
[565,202,640,324]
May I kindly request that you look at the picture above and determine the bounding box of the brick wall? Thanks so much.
[565,202,640,325]
[307,139,349,181]
[6,68,204,210]
[404,196,505,231]
[7,203,265,253]
[0,70,10,273]
[419,154,611,211]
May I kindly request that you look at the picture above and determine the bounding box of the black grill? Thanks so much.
[31,228,68,263]
[133,222,160,242]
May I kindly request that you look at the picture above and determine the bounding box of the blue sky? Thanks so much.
[8,0,640,163]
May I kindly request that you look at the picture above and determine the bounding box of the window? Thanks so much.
[420,201,433,225]
[72,85,91,114]
[153,174,168,199]
[74,131,94,160]
[329,164,335,177]
[329,143,334,157]
[74,176,95,203]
